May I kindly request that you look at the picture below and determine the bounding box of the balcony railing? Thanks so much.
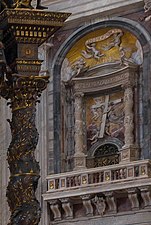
[47,159,151,192]
[43,160,151,223]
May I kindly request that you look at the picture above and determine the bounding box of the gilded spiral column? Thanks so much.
[0,8,70,225]
[1,75,48,225]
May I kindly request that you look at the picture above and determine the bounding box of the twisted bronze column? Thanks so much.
[0,8,70,224]
[0,75,48,224]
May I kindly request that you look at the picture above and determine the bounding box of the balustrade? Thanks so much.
[43,160,151,223]
[47,160,151,191]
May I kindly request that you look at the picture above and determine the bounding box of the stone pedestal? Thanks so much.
[121,145,138,162]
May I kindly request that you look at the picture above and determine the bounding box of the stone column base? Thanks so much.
[74,153,86,170]
[120,145,138,163]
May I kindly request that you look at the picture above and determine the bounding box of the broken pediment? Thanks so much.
[72,62,129,79]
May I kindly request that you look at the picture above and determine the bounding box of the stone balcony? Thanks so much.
[43,159,151,223]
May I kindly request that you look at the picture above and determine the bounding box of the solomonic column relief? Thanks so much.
[73,92,86,170]
[121,76,138,163]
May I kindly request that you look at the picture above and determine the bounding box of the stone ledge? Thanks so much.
[42,0,144,21]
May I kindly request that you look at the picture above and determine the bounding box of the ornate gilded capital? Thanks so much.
[7,75,48,111]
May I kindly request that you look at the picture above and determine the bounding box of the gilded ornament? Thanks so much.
[66,28,142,70]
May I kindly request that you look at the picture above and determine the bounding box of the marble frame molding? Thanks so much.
[72,64,138,163]
[52,17,151,173]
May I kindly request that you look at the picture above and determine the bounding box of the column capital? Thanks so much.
[59,197,72,203]
[122,76,137,89]
[81,194,92,200]
[74,92,84,98]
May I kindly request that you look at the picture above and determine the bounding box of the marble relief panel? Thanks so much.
[85,91,124,150]
[61,28,143,82]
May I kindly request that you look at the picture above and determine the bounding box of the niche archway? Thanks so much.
[52,17,151,173]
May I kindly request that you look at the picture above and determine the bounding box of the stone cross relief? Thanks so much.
[88,94,123,145]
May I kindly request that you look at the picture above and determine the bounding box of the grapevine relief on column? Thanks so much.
[121,73,138,162]
[74,92,86,169]
[123,85,134,147]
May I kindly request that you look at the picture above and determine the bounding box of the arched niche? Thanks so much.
[61,28,142,82]
[52,18,151,173]
[63,62,139,170]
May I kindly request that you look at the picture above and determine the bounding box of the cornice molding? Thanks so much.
[43,0,144,21]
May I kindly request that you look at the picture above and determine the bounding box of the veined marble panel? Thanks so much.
[42,0,144,21]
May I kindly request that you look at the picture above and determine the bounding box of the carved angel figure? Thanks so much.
[81,43,104,59]
[102,32,123,51]
[93,196,106,216]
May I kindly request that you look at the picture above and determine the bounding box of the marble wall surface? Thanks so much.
[42,0,144,21]
[0,1,148,225]
[0,99,11,225]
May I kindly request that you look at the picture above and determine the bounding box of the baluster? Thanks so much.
[127,188,140,211]
[75,176,78,186]
[60,198,73,219]
[104,191,117,214]
[89,173,93,184]
[48,200,61,221]
[69,177,71,187]
[81,195,93,216]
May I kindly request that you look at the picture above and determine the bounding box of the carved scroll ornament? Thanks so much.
[81,29,123,60]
